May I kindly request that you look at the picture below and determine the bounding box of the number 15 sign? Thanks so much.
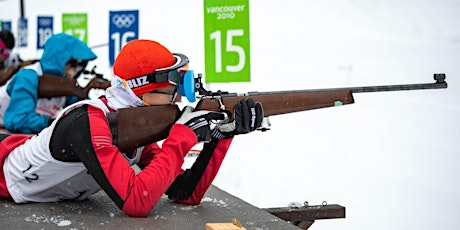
[204,0,250,83]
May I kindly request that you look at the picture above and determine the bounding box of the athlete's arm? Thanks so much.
[166,137,233,205]
[50,104,197,217]
[4,70,50,133]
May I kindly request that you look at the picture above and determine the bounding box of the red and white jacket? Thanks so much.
[0,98,233,217]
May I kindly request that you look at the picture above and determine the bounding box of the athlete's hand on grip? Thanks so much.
[176,106,226,143]
[211,98,264,139]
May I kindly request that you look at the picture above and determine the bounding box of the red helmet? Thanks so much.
[113,39,188,96]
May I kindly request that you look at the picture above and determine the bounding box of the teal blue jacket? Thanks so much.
[4,33,97,133]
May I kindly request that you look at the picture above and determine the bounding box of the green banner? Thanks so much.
[62,13,88,43]
[204,0,250,83]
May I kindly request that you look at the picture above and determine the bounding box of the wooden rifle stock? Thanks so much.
[112,90,353,152]
[113,105,181,152]
[195,89,355,117]
[38,74,85,99]
[38,74,110,100]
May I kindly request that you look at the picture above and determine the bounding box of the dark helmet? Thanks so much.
[0,30,15,49]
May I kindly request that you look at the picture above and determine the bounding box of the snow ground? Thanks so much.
[1,0,460,229]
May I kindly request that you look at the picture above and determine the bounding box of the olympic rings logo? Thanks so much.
[39,18,52,26]
[112,14,136,28]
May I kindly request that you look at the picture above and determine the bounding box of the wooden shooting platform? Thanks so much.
[0,131,345,229]
[0,184,345,230]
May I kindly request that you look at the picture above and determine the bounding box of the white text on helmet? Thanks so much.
[126,76,149,88]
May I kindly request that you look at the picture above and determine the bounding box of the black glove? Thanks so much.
[211,98,264,139]
[176,106,226,143]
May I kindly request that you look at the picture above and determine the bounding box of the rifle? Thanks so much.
[38,66,111,100]
[111,73,447,152]
[0,59,40,86]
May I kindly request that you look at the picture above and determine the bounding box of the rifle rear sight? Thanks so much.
[194,73,236,97]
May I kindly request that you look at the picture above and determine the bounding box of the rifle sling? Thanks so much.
[107,112,118,146]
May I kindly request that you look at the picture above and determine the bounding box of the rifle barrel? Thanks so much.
[338,81,446,93]
[325,73,447,93]
[243,73,447,95]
